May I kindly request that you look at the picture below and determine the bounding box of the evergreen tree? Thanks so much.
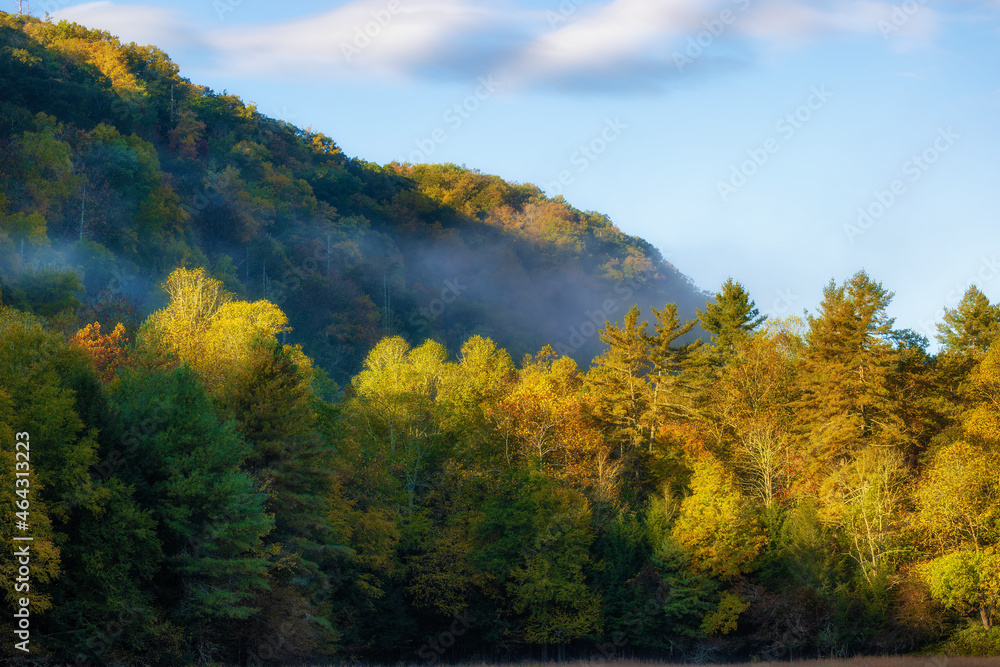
[585,305,654,497]
[934,287,1000,432]
[475,471,602,655]
[644,303,701,452]
[46,478,167,662]
[218,338,341,658]
[0,307,96,643]
[112,366,273,654]
[937,286,1000,355]
[794,272,905,482]
[697,277,766,362]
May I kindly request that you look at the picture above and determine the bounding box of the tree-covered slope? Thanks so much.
[4,11,1000,667]
[0,11,705,384]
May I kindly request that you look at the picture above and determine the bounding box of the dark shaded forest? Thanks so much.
[1,11,999,667]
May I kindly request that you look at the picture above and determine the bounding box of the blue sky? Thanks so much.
[42,0,1000,345]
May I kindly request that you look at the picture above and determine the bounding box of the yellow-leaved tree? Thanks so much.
[914,334,1000,630]
[916,439,1000,629]
[497,348,619,498]
[819,446,909,586]
[671,453,767,581]
[964,342,1000,447]
[144,267,289,387]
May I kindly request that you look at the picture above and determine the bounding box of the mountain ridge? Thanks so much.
[0,11,707,383]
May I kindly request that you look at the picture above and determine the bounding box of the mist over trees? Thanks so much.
[0,12,704,388]
[2,11,1000,666]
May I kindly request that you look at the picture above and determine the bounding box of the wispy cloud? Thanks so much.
[51,0,971,92]
[51,1,193,50]
[208,0,511,79]
[739,0,886,42]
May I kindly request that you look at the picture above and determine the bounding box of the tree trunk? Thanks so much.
[981,605,993,631]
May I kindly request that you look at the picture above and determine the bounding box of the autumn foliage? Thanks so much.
[69,320,128,381]
[2,10,1000,663]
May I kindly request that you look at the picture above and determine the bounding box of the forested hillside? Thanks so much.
[0,11,704,386]
[2,11,1000,667]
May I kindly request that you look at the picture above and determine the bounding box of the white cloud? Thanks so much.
[739,1,886,42]
[49,0,962,89]
[52,1,193,50]
[736,1,940,50]
[207,0,503,78]
[513,0,940,78]
[515,0,704,71]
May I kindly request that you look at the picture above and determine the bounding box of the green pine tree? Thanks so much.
[697,278,766,362]
[112,367,273,634]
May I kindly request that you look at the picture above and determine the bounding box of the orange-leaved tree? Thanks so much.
[69,320,128,382]
[497,347,619,501]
